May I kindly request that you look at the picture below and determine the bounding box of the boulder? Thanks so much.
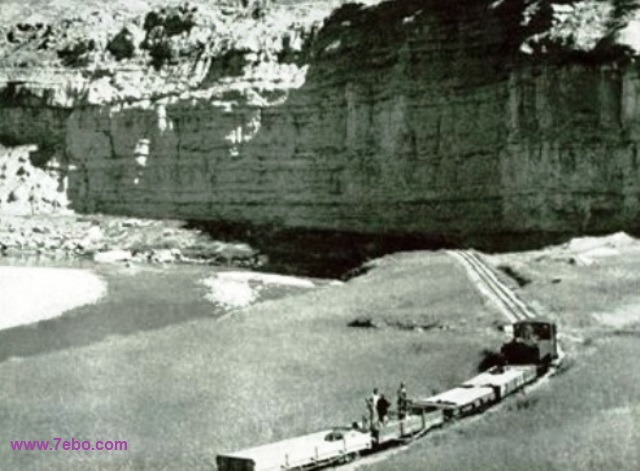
[150,248,180,263]
[85,225,103,242]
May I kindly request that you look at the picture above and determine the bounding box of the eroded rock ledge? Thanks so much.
[1,0,640,247]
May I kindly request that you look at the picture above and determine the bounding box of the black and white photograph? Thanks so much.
[1,0,640,469]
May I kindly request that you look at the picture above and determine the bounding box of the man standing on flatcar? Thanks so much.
[377,394,391,424]
[397,382,408,419]
[366,388,381,425]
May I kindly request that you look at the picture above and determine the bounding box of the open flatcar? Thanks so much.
[216,319,559,470]
[216,427,371,471]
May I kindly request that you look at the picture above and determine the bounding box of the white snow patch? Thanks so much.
[566,232,637,254]
[200,271,316,310]
[217,271,315,288]
[0,266,107,331]
[200,277,258,310]
[581,246,620,258]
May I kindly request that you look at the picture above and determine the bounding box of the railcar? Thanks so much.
[411,385,498,419]
[216,427,372,471]
[216,319,559,471]
[374,409,444,445]
[462,364,538,401]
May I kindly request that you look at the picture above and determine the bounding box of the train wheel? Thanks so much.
[343,452,359,463]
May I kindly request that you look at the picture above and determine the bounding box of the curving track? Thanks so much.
[340,251,560,470]
[448,250,537,323]
[323,251,562,471]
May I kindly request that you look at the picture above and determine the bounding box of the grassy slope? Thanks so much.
[3,241,640,471]
[491,248,640,330]
[362,335,640,471]
[360,244,640,471]
[0,251,504,470]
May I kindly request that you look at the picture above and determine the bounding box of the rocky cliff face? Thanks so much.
[3,0,640,247]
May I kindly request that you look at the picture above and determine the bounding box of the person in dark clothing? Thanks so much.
[376,394,391,424]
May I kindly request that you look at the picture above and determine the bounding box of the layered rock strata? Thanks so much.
[3,0,640,245]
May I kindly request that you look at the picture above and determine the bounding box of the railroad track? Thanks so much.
[218,251,565,471]
[449,250,537,323]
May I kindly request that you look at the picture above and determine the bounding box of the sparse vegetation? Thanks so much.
[363,334,640,471]
[498,263,533,287]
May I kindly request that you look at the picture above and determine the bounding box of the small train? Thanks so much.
[217,319,560,471]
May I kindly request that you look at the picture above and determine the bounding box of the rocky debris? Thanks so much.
[0,146,69,215]
[519,1,609,53]
[0,214,265,269]
[557,232,640,264]
[85,225,103,242]
[121,219,147,228]
[148,248,182,263]
[1,12,115,68]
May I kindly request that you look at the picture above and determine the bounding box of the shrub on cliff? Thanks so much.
[6,22,54,50]
[57,38,97,67]
[107,24,145,61]
[145,32,205,70]
[141,3,201,69]
[142,3,198,39]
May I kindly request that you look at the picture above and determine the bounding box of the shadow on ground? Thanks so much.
[186,219,640,279]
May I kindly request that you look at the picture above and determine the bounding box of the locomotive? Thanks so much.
[501,318,559,367]
[216,319,559,471]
